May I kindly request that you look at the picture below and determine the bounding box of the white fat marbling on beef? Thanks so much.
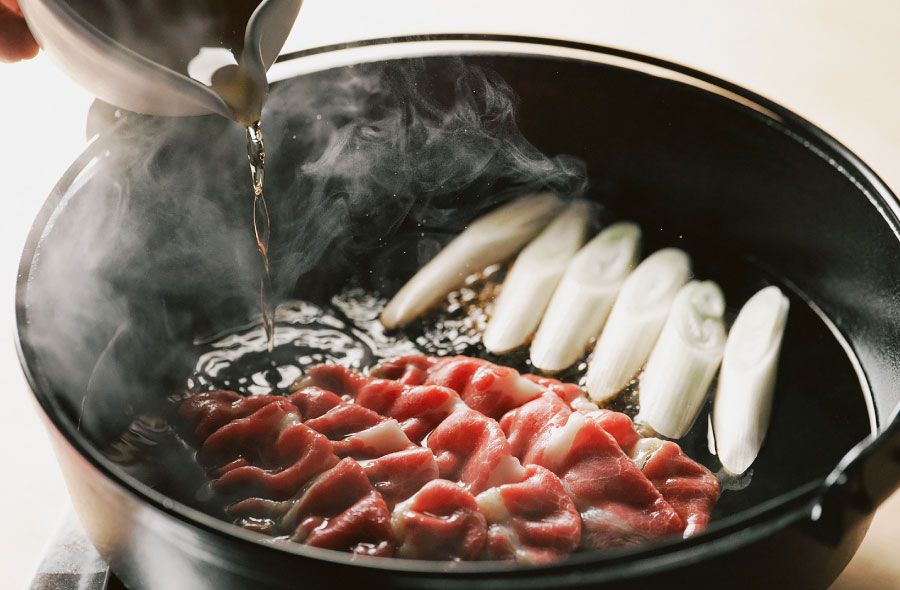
[474,487,511,523]
[542,412,586,470]
[491,523,530,561]
[473,491,528,562]
[569,395,599,413]
[390,492,416,543]
[481,454,527,491]
[278,413,304,431]
[475,465,582,563]
[349,419,413,456]
[448,396,470,415]
[578,507,654,546]
[500,371,543,406]
[629,437,665,470]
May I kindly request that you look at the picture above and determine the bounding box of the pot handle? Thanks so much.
[811,407,900,544]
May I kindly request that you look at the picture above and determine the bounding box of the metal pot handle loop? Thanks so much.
[812,413,900,544]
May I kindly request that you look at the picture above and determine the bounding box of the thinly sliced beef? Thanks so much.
[229,458,394,556]
[212,426,338,501]
[178,354,719,562]
[289,458,394,556]
[290,364,370,398]
[583,409,642,454]
[553,414,684,549]
[500,392,574,464]
[579,412,719,537]
[294,365,461,444]
[178,390,283,444]
[374,355,543,420]
[303,402,385,440]
[632,438,720,537]
[198,401,339,501]
[355,383,461,444]
[199,400,301,466]
[370,354,433,385]
[501,397,641,465]
[522,374,584,405]
[392,479,487,561]
[302,398,415,460]
[476,465,581,564]
[359,447,439,508]
[344,378,407,414]
[501,395,685,548]
[427,408,525,495]
[287,386,343,419]
[330,419,416,459]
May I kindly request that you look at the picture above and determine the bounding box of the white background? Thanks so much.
[2,1,900,588]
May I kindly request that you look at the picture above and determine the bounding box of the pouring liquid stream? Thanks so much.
[212,54,276,354]
[246,121,276,352]
[60,0,280,351]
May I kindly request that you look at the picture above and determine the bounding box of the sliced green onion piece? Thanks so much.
[483,200,590,354]
[638,280,726,439]
[530,221,641,372]
[712,285,789,474]
[380,193,563,329]
[585,248,691,403]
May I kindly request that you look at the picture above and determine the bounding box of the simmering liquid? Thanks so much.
[187,270,596,400]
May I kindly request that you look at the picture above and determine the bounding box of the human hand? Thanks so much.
[0,0,39,62]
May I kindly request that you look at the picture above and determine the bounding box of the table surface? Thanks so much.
[2,1,900,588]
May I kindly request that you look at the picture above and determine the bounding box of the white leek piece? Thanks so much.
[585,248,691,402]
[638,280,726,439]
[712,286,789,474]
[530,221,641,372]
[482,200,590,354]
[380,193,562,329]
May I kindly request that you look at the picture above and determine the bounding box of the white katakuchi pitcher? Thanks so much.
[18,0,303,124]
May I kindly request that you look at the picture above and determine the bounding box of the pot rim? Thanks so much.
[15,33,900,577]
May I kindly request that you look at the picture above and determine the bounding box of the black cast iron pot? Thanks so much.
[16,35,900,590]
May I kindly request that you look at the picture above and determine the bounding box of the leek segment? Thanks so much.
[482,200,591,354]
[638,280,726,439]
[585,248,691,403]
[530,221,641,372]
[380,193,563,329]
[712,286,789,475]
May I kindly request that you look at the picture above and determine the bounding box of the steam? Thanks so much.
[24,57,587,445]
[263,59,587,295]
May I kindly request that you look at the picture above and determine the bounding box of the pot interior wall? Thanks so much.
[20,52,897,539]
